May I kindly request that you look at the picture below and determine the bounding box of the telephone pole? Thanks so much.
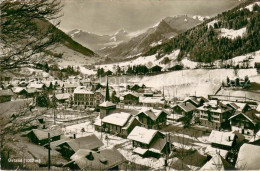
[48,133,51,170]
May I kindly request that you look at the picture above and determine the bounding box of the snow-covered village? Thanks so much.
[1,0,260,170]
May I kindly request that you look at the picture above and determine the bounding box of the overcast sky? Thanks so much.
[59,0,241,35]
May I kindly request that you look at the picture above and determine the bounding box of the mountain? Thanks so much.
[32,19,99,67]
[145,1,260,63]
[98,15,203,62]
[67,29,132,51]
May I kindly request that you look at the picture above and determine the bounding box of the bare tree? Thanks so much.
[0,0,63,71]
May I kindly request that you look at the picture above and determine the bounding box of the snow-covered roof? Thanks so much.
[99,101,116,107]
[137,109,167,121]
[55,93,71,100]
[205,146,229,159]
[197,100,232,113]
[12,87,26,93]
[229,110,259,125]
[208,130,235,147]
[139,96,165,104]
[102,112,131,127]
[27,83,45,89]
[200,154,234,170]
[133,147,148,155]
[74,86,93,94]
[175,102,197,112]
[127,126,158,144]
[236,143,260,170]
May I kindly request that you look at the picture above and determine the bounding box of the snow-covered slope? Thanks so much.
[98,15,203,61]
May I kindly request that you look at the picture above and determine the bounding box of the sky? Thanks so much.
[59,0,242,35]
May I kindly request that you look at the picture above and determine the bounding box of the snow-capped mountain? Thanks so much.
[98,15,203,61]
[67,29,132,51]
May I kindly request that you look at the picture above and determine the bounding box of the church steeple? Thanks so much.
[105,76,110,101]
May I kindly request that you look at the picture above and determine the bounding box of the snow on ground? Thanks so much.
[128,69,258,99]
[207,20,218,28]
[53,45,98,67]
[219,27,247,40]
[214,50,260,68]
[97,49,181,72]
[79,66,96,75]
[150,40,162,47]
[181,58,199,69]
[193,15,210,21]
[244,2,260,12]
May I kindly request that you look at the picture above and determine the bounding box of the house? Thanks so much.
[236,143,260,170]
[122,92,139,105]
[27,83,46,91]
[26,88,39,98]
[127,126,170,158]
[200,154,235,170]
[27,129,61,145]
[96,112,141,138]
[63,82,80,94]
[229,110,260,135]
[139,96,165,108]
[197,100,233,130]
[222,101,252,113]
[172,102,197,120]
[143,89,154,97]
[53,93,71,103]
[57,134,104,158]
[205,130,244,159]
[73,86,104,108]
[183,96,209,107]
[12,87,28,99]
[0,90,14,103]
[136,109,168,129]
[63,148,126,170]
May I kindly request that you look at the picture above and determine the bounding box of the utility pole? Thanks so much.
[48,133,51,170]
[164,133,169,167]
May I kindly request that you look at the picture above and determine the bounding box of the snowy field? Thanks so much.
[128,69,259,99]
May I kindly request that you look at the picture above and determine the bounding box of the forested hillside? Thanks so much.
[145,2,260,63]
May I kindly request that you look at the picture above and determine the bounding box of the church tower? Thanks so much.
[99,77,116,119]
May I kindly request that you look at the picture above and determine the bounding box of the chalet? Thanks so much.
[0,90,14,103]
[183,96,209,107]
[63,148,126,170]
[122,92,139,105]
[136,109,168,129]
[205,130,244,159]
[12,87,28,98]
[236,143,260,170]
[96,112,141,138]
[229,110,260,135]
[127,126,170,158]
[55,93,71,103]
[197,100,233,130]
[27,129,61,145]
[200,154,235,170]
[139,96,165,108]
[172,102,197,120]
[27,83,46,91]
[57,134,104,158]
[222,101,252,113]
